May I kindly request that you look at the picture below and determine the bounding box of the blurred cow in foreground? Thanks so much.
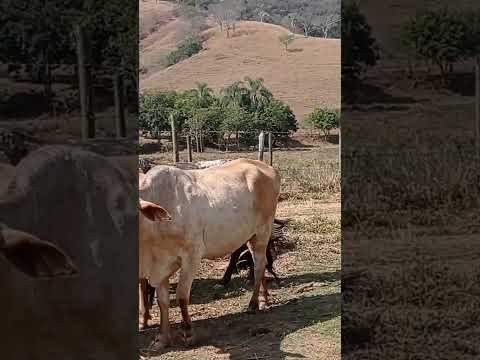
[0,146,138,360]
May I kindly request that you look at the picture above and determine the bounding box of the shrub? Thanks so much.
[401,9,470,80]
[306,107,340,138]
[166,36,203,66]
[341,1,379,79]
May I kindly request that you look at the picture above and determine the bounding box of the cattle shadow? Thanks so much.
[139,292,340,360]
[167,270,340,307]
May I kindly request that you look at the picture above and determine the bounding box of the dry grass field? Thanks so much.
[138,139,341,360]
[342,1,480,358]
[139,1,340,121]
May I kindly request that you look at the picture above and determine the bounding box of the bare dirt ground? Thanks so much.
[139,0,340,121]
[138,140,341,360]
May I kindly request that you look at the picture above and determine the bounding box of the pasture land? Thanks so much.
[342,1,480,352]
[138,138,341,359]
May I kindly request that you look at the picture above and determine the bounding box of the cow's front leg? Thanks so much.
[176,255,201,345]
[150,279,170,350]
[139,278,151,329]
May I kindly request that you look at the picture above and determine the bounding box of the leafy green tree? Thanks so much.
[243,76,273,111]
[305,107,339,138]
[220,105,253,149]
[465,10,480,55]
[139,92,177,137]
[255,100,297,141]
[341,1,379,79]
[192,82,214,107]
[402,9,469,81]
[220,81,250,108]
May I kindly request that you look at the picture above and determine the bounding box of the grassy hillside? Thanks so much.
[139,0,340,122]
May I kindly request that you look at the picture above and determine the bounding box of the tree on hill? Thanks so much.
[279,33,295,51]
[208,0,243,38]
[295,0,340,38]
[316,0,341,38]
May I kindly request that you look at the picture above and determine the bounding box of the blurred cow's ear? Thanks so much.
[0,228,79,279]
[139,199,172,222]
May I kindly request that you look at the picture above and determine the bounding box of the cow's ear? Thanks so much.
[0,228,79,279]
[139,199,172,222]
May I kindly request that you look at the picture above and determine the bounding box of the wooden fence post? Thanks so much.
[339,128,341,166]
[258,131,265,161]
[186,134,192,162]
[170,114,179,163]
[268,132,273,166]
[195,131,200,153]
[475,56,480,161]
[75,24,95,140]
[113,72,126,138]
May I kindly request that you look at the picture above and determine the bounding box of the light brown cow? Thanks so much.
[138,158,281,349]
[138,194,172,330]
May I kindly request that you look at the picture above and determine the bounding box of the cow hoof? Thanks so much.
[184,332,196,346]
[150,334,170,350]
[247,302,259,314]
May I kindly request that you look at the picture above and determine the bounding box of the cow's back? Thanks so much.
[0,146,138,360]
[140,159,280,259]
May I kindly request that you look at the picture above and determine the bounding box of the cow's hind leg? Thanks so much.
[266,244,281,285]
[247,232,269,313]
[176,255,202,345]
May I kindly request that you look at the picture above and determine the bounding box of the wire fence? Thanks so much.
[140,127,340,166]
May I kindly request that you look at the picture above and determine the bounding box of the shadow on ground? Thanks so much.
[140,291,340,360]
[163,271,341,306]
[342,80,418,106]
